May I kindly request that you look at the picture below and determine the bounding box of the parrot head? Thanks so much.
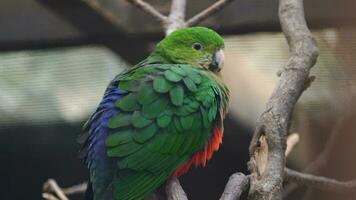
[154,27,225,72]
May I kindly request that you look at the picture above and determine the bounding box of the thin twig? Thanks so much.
[42,179,69,200]
[166,178,188,200]
[186,0,235,27]
[247,0,319,199]
[285,168,356,192]
[283,111,355,197]
[126,0,168,23]
[83,0,123,26]
[285,133,300,157]
[42,193,60,200]
[219,173,250,200]
[62,182,88,195]
[303,112,353,173]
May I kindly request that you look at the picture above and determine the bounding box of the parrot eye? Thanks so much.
[192,43,202,50]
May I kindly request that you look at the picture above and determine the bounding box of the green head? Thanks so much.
[153,27,225,73]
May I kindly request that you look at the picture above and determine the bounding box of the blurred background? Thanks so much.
[1,0,356,199]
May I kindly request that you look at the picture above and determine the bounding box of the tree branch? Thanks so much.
[283,111,355,197]
[285,133,300,157]
[42,193,60,200]
[125,0,236,35]
[42,179,69,200]
[42,179,88,200]
[285,168,356,192]
[247,0,319,199]
[165,0,187,35]
[186,0,234,27]
[219,173,250,200]
[126,0,168,23]
[62,182,88,195]
[166,178,188,200]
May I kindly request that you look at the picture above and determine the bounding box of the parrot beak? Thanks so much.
[209,49,225,72]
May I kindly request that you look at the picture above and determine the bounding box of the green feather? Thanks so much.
[131,111,152,128]
[208,102,218,122]
[174,106,191,116]
[155,65,170,70]
[142,96,169,119]
[114,171,168,200]
[179,131,199,155]
[164,70,183,82]
[108,114,131,129]
[173,116,184,132]
[202,98,213,107]
[157,114,172,128]
[160,134,180,154]
[200,106,210,128]
[146,132,169,152]
[183,77,197,92]
[147,155,176,172]
[180,114,195,130]
[153,76,174,93]
[191,113,203,133]
[137,82,159,105]
[187,71,201,84]
[133,123,158,143]
[163,108,174,116]
[207,88,216,97]
[187,100,200,112]
[183,97,199,110]
[171,66,187,76]
[107,142,142,157]
[115,93,140,111]
[105,129,133,147]
[168,134,186,153]
[118,80,140,91]
[170,85,184,106]
[119,148,159,171]
[191,131,206,151]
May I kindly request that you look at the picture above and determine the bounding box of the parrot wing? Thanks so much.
[82,63,227,200]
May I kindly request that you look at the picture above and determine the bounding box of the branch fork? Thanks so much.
[126,0,234,35]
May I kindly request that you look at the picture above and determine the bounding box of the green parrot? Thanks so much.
[79,27,230,200]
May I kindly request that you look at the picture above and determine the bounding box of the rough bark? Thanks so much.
[247,0,319,199]
[219,173,250,200]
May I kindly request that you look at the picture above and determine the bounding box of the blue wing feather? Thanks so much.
[80,83,126,200]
